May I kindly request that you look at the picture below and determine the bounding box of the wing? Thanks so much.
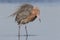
[8,4,33,17]
[15,10,32,21]
[15,4,34,24]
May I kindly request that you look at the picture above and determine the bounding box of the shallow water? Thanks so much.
[0,3,60,40]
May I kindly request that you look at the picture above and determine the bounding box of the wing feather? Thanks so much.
[15,4,34,24]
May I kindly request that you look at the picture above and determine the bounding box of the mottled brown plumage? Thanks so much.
[9,3,40,36]
[9,4,40,25]
[15,4,38,25]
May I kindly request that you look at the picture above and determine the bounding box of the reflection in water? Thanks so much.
[0,34,39,40]
[18,25,28,40]
[17,25,39,40]
[18,35,20,40]
[26,35,28,40]
[18,35,39,40]
[18,35,28,40]
[17,25,37,40]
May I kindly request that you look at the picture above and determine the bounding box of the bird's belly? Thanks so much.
[20,16,37,24]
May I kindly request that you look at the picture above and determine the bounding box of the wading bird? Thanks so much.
[9,3,41,36]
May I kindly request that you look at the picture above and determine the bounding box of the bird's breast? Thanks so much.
[20,15,37,24]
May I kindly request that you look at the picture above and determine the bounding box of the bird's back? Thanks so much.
[15,4,33,24]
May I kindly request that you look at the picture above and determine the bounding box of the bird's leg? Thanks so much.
[18,25,21,40]
[18,25,20,36]
[25,25,28,36]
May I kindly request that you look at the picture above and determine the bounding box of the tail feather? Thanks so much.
[8,13,17,18]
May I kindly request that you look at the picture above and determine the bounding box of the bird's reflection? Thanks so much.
[18,34,38,40]
[18,35,28,40]
[18,35,20,40]
[26,35,28,40]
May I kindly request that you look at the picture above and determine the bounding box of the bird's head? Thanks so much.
[32,6,41,22]
[32,6,40,17]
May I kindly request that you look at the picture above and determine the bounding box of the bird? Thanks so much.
[9,3,41,36]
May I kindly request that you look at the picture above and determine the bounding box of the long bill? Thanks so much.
[37,15,41,23]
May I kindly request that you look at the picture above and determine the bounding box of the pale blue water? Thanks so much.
[0,3,60,40]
